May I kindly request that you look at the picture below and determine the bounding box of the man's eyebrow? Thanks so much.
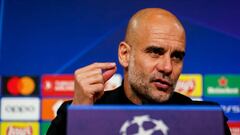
[144,46,165,53]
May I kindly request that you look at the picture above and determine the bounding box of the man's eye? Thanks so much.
[148,49,164,58]
[171,51,185,62]
[144,46,165,58]
[147,49,165,58]
[149,52,159,58]
[172,53,183,61]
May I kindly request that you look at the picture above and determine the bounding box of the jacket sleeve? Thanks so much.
[47,100,72,135]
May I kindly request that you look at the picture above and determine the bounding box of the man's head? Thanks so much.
[118,8,186,104]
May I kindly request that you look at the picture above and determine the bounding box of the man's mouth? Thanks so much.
[151,78,172,90]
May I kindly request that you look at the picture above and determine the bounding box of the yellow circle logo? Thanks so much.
[20,76,35,95]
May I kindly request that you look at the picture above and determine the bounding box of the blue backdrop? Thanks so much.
[0,0,240,75]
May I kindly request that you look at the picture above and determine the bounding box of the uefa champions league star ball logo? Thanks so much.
[119,115,169,135]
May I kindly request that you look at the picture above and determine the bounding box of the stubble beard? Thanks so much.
[127,56,174,103]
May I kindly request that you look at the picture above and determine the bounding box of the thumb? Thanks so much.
[102,66,117,82]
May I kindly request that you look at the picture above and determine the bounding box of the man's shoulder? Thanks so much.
[95,86,132,104]
[170,92,220,106]
[169,92,192,104]
[191,100,220,106]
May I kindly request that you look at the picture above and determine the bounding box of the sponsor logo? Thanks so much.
[1,76,39,96]
[228,121,240,135]
[120,115,169,135]
[41,98,69,120]
[204,75,240,97]
[1,98,40,120]
[221,105,240,114]
[104,74,122,91]
[41,74,74,96]
[175,74,202,97]
[215,99,240,120]
[1,122,39,135]
[218,76,228,87]
[7,125,32,135]
[5,105,35,113]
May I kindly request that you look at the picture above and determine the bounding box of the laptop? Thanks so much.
[67,105,225,135]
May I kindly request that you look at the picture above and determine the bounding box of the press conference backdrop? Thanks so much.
[0,0,240,135]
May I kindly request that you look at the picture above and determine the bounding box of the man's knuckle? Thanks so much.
[74,70,80,75]
[93,62,99,66]
[96,74,104,82]
[96,69,102,74]
[97,84,104,90]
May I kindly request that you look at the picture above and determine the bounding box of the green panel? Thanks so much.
[204,75,240,97]
[41,122,51,135]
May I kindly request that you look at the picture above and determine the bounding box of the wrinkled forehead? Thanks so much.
[141,14,185,38]
[133,16,186,48]
[148,27,186,44]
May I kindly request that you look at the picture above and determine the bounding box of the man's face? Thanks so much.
[127,23,185,103]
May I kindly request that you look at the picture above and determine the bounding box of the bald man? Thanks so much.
[47,8,231,135]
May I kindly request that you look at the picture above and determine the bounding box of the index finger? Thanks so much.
[75,62,116,74]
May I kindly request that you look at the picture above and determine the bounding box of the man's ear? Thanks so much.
[118,41,131,68]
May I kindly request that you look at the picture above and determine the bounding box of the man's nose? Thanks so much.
[156,55,173,75]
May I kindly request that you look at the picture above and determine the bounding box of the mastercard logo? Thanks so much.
[6,76,36,96]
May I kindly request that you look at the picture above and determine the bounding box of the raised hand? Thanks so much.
[72,62,117,105]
